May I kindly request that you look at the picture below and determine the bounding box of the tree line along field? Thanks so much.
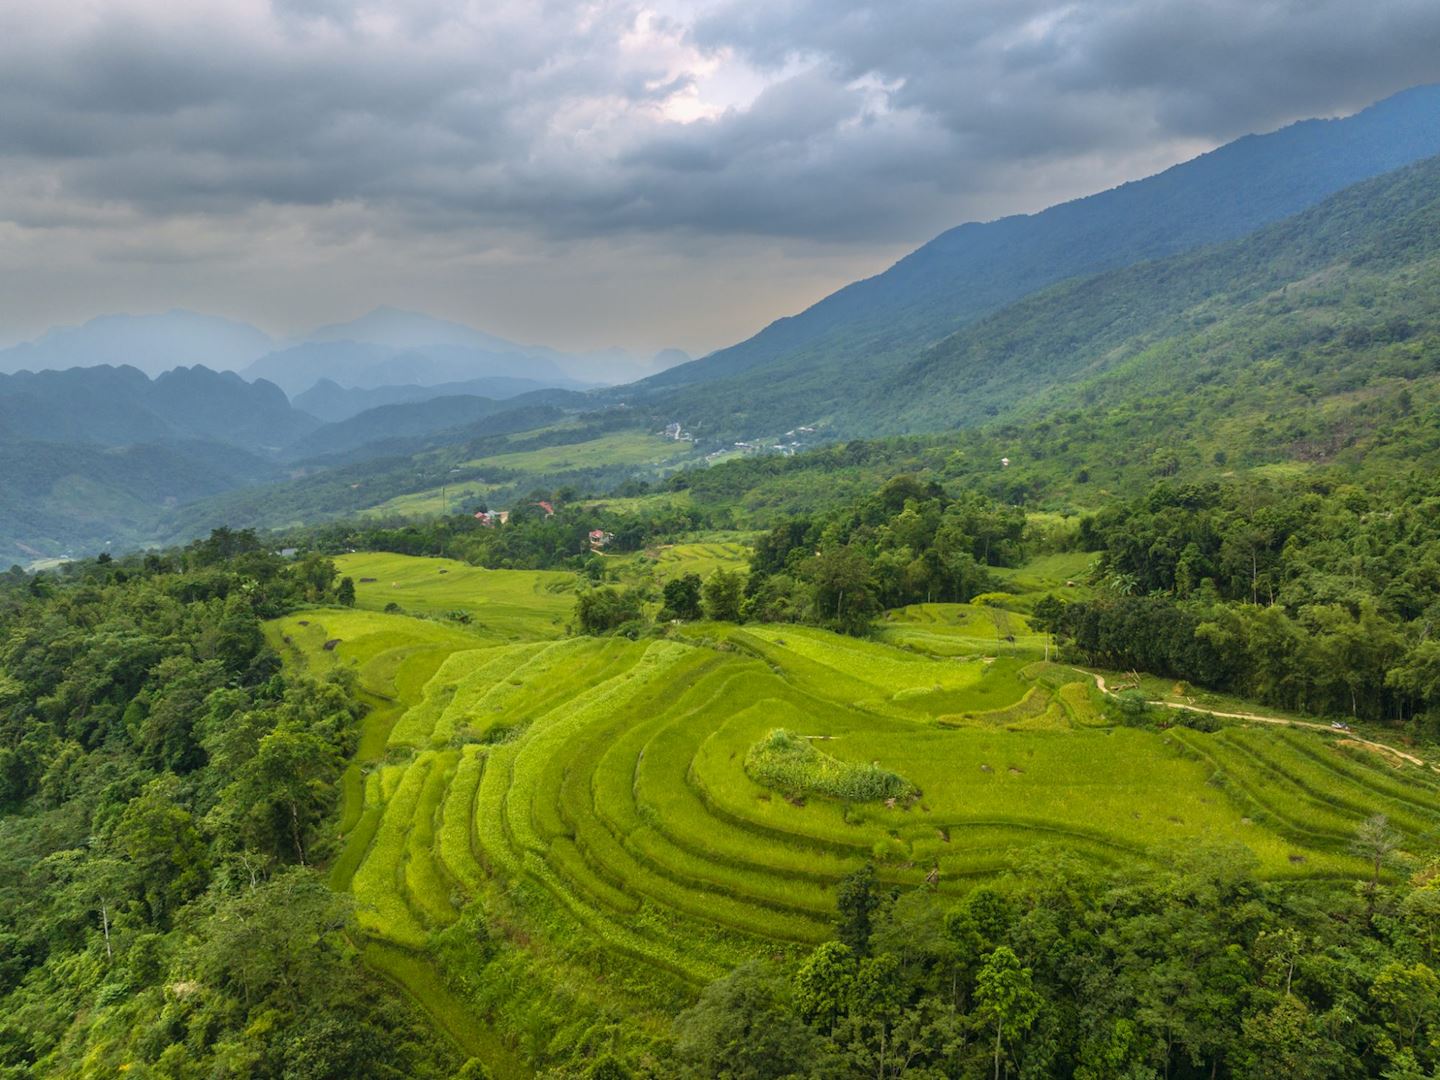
[264,552,1440,1072]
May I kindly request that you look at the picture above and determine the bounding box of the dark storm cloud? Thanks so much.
[1,0,1439,353]
[3,0,1439,245]
[695,0,1440,157]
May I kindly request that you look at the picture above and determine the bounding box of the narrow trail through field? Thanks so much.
[1087,672,1428,768]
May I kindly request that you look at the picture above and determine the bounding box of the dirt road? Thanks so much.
[1088,672,1427,768]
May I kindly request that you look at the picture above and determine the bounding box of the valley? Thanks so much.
[260,550,1439,1072]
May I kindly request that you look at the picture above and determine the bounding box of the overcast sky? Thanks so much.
[2,0,1439,356]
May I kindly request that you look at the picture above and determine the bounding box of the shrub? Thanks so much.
[744,729,916,803]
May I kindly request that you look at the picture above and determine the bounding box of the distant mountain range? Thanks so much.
[0,311,275,378]
[0,304,690,397]
[282,388,587,463]
[292,376,587,423]
[241,340,573,397]
[0,356,604,558]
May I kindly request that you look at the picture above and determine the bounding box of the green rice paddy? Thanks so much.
[362,432,700,518]
[269,552,1440,1072]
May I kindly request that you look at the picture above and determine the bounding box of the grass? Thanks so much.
[265,546,1440,1076]
[459,431,698,473]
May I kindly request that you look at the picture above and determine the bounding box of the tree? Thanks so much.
[575,587,644,635]
[660,573,703,621]
[802,545,876,635]
[112,776,209,925]
[214,722,342,865]
[39,848,133,963]
[336,576,356,607]
[702,570,745,622]
[672,962,816,1079]
[793,941,857,1033]
[837,863,884,957]
[186,868,353,1009]
[1235,996,1345,1080]
[1352,814,1402,907]
[291,553,338,601]
[1370,961,1440,1069]
[974,946,1041,1080]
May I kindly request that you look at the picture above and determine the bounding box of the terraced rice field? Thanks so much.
[612,538,752,583]
[880,601,1049,658]
[269,554,1440,1073]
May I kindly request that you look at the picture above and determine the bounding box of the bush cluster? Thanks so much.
[744,729,916,803]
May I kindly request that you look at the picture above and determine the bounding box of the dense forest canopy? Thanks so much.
[0,537,461,1078]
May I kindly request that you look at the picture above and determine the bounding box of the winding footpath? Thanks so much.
[1087,672,1429,768]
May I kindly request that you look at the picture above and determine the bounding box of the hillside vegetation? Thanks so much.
[629,84,1440,434]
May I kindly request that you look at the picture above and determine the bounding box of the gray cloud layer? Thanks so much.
[1,0,1438,351]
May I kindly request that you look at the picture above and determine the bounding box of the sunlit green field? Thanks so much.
[362,432,700,518]
[334,552,575,640]
[459,431,698,473]
[879,601,1049,658]
[270,551,1440,1071]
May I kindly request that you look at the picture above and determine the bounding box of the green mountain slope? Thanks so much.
[282,391,587,464]
[628,84,1440,437]
[873,153,1440,435]
[654,159,1440,519]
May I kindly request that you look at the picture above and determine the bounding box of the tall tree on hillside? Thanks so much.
[975,946,1042,1080]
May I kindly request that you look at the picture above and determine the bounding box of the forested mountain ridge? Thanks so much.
[0,365,318,560]
[869,151,1440,433]
[0,441,281,560]
[0,365,317,451]
[136,139,1440,554]
[630,83,1440,434]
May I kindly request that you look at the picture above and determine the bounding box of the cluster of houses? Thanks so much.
[473,503,611,551]
[662,421,694,441]
[475,501,557,526]
[732,428,816,457]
